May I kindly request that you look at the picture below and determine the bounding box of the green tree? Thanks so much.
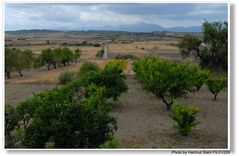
[74,48,82,62]
[41,48,53,70]
[62,47,74,66]
[78,62,128,101]
[15,49,34,76]
[5,48,17,79]
[133,57,198,111]
[52,48,63,68]
[178,21,228,71]
[178,35,201,59]
[206,76,227,100]
[22,84,116,148]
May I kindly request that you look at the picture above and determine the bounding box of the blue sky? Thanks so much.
[5,3,228,31]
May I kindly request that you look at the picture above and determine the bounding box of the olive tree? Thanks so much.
[74,48,82,62]
[5,48,17,79]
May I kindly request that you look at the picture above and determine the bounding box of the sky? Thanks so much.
[5,3,228,31]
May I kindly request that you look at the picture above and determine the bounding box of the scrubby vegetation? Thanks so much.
[79,62,99,75]
[171,101,200,136]
[58,71,75,84]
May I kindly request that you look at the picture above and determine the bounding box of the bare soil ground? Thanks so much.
[5,83,55,105]
[112,76,228,149]
[4,74,228,149]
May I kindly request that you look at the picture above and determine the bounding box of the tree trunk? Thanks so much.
[161,96,173,111]
[165,103,172,111]
[18,69,23,77]
[47,65,50,71]
[214,94,218,100]
[53,64,56,69]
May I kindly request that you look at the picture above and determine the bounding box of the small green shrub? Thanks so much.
[171,101,199,136]
[99,138,120,148]
[79,62,99,75]
[58,71,75,84]
[95,49,104,58]
[206,76,227,100]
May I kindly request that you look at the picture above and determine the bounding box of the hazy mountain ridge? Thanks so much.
[6,24,202,35]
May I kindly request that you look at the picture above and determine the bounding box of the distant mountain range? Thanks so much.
[114,23,201,32]
[6,23,202,34]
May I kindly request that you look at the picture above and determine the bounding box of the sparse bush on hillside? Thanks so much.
[206,76,227,100]
[58,71,75,84]
[171,101,200,136]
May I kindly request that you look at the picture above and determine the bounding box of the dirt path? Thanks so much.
[112,76,228,149]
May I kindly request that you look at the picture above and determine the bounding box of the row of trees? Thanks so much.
[133,56,227,135]
[179,21,228,71]
[33,47,81,70]
[5,47,82,79]
[133,56,227,111]
[5,60,128,148]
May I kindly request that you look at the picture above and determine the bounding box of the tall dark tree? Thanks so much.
[179,21,228,71]
[5,48,17,79]
[15,49,34,76]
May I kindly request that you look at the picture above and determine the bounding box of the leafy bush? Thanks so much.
[58,71,75,84]
[189,67,210,92]
[5,104,19,148]
[99,138,119,148]
[115,54,138,60]
[105,60,127,71]
[95,49,104,58]
[171,102,200,136]
[78,62,128,101]
[206,76,227,100]
[22,84,116,148]
[133,57,197,111]
[79,62,99,75]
